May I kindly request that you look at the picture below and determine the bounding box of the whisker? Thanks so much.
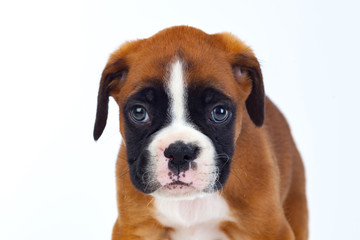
[231,166,248,177]
[146,197,155,207]
[216,179,224,196]
[117,169,129,179]
[231,168,246,190]
[141,169,153,184]
[144,179,159,192]
[214,153,231,167]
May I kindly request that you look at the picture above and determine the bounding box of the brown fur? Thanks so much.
[95,26,308,240]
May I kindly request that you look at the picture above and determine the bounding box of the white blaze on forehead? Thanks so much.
[167,60,187,123]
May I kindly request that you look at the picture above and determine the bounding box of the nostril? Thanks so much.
[183,154,193,162]
[164,149,174,160]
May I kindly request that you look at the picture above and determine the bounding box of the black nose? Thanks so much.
[164,141,199,175]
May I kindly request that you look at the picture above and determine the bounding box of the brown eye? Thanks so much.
[211,106,229,123]
[130,106,149,123]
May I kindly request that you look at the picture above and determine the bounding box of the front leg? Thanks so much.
[112,218,172,240]
[219,217,295,240]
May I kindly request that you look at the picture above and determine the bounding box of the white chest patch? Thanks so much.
[153,193,233,240]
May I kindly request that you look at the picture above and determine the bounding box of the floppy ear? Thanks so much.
[233,54,265,127]
[93,59,128,140]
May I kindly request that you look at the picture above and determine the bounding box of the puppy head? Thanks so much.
[94,26,264,199]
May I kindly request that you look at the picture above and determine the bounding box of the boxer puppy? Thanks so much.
[94,26,308,240]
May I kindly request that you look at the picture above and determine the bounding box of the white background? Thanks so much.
[1,0,359,239]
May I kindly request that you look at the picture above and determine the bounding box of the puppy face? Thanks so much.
[94,26,264,199]
[122,59,238,199]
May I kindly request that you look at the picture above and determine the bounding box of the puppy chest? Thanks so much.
[153,194,233,240]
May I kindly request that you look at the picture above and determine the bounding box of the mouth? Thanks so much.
[164,180,194,190]
[154,179,206,200]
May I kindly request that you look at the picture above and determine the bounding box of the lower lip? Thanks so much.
[164,181,194,190]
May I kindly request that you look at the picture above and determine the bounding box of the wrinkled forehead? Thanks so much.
[119,50,239,104]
